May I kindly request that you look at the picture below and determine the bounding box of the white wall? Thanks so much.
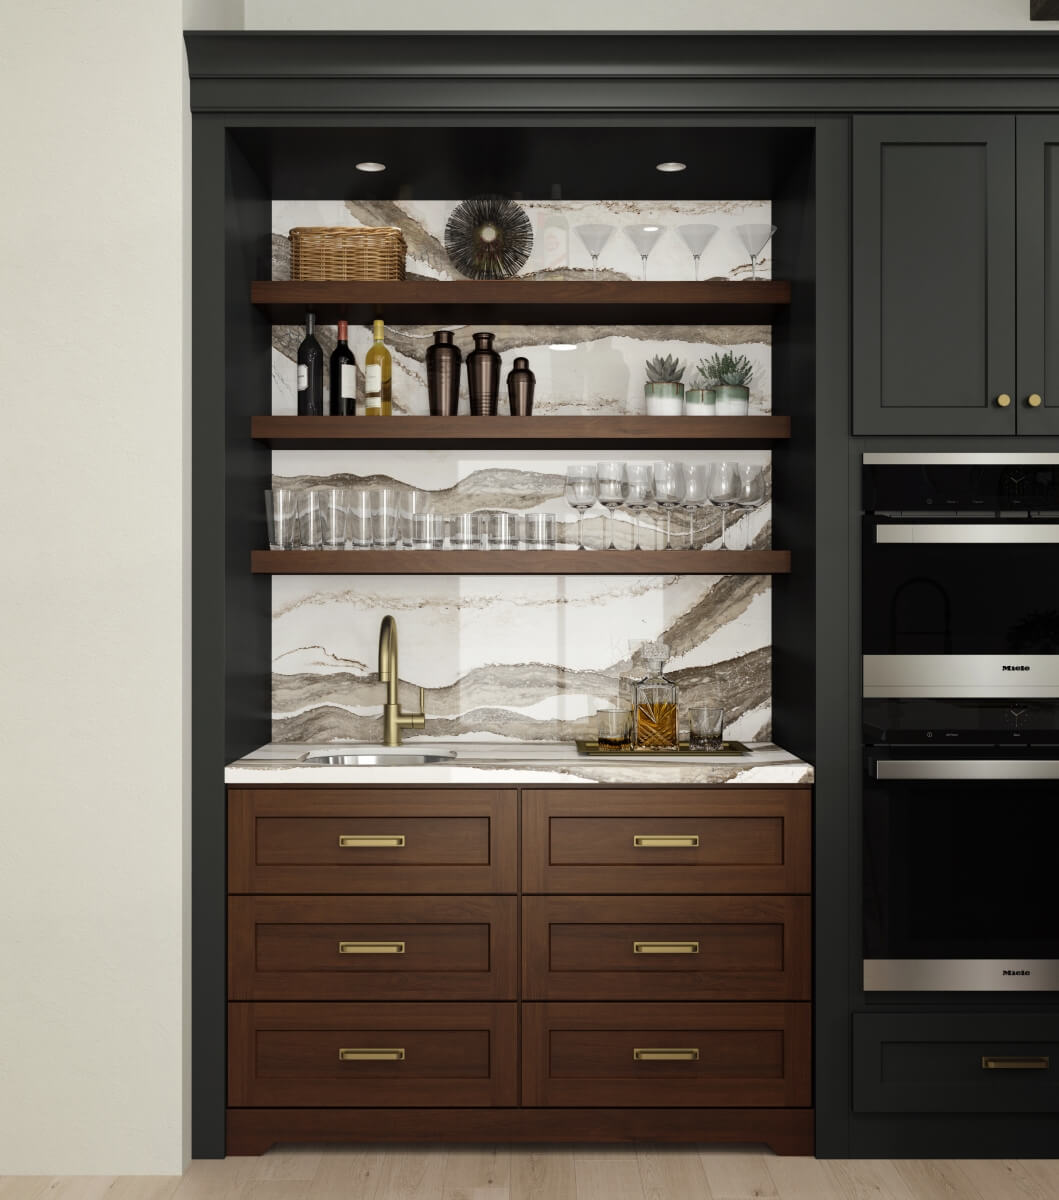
[245,0,1035,30]
[0,0,1047,1178]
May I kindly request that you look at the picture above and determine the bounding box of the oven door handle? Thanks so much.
[873,759,1059,780]
[875,524,1059,544]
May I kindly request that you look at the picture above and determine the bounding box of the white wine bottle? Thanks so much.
[364,318,392,416]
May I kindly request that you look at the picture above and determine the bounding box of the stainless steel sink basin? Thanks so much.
[305,749,457,767]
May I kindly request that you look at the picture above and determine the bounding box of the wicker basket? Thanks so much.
[289,226,407,281]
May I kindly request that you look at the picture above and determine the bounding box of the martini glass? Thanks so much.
[573,223,615,279]
[733,223,776,280]
[677,223,719,281]
[624,224,666,281]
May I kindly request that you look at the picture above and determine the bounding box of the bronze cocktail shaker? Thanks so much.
[507,356,535,415]
[467,331,501,415]
[425,329,462,415]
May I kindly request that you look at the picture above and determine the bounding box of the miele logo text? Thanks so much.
[1003,970,1031,976]
[1002,666,1031,672]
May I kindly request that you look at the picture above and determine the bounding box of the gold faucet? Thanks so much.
[378,614,426,747]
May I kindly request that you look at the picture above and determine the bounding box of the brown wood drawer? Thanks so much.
[228,788,517,893]
[229,895,517,1001]
[229,1002,517,1108]
[522,1002,812,1108]
[522,788,811,894]
[523,896,810,1001]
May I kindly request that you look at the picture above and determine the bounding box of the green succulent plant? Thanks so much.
[645,354,686,385]
[697,351,754,388]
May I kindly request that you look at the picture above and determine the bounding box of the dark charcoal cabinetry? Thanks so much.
[853,116,1059,436]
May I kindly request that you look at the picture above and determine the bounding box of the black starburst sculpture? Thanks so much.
[444,196,534,280]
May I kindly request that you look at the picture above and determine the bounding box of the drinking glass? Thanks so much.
[264,487,298,550]
[522,512,557,550]
[347,488,373,549]
[676,223,719,281]
[313,486,347,551]
[707,460,742,550]
[733,223,776,280]
[596,461,628,550]
[734,463,767,550]
[681,463,710,549]
[623,463,654,551]
[410,512,446,550]
[370,487,401,548]
[401,488,432,548]
[623,224,666,280]
[564,464,598,551]
[596,708,633,751]
[573,223,615,279]
[449,512,483,550]
[688,705,725,751]
[651,460,686,550]
[486,511,518,550]
[298,489,326,551]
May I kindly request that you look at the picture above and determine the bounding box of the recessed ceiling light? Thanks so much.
[656,161,686,173]
[355,161,387,173]
[550,343,578,351]
[642,225,660,233]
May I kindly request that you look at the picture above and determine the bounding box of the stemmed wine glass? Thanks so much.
[597,461,629,550]
[733,223,777,280]
[733,463,767,550]
[707,460,742,550]
[624,224,666,281]
[573,223,615,279]
[677,224,719,281]
[624,463,654,551]
[564,464,598,551]
[652,461,686,550]
[681,463,710,549]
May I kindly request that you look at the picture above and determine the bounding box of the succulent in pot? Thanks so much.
[698,351,754,415]
[684,367,716,416]
[644,354,686,415]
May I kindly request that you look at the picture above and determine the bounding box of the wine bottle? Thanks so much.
[296,311,324,416]
[364,318,392,416]
[330,319,357,416]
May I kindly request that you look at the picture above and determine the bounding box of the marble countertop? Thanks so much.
[224,740,813,786]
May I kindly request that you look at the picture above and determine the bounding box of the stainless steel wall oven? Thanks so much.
[862,453,1059,992]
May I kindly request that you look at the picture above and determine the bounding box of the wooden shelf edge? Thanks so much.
[251,549,792,575]
[253,414,791,446]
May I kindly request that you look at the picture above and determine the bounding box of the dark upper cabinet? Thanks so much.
[853,116,1023,435]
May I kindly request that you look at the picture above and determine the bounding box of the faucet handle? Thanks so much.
[418,686,426,716]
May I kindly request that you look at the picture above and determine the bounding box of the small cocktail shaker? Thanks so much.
[467,331,501,415]
[507,356,535,415]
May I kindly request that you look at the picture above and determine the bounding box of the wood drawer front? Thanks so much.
[523,896,810,1001]
[522,789,811,894]
[522,1002,811,1108]
[229,896,517,1001]
[229,1002,517,1108]
[853,1013,1059,1113]
[228,788,517,894]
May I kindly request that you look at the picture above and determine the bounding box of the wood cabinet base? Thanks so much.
[226,1106,813,1156]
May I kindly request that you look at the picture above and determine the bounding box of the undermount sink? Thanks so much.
[305,749,457,767]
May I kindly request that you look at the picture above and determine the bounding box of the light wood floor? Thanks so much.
[3,1147,1059,1200]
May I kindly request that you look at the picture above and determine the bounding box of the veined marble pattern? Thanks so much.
[270,198,772,417]
[271,451,771,744]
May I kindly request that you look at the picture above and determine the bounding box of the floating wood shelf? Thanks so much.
[251,279,791,325]
[252,549,791,575]
[254,414,790,449]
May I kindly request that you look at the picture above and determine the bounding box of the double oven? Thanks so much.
[862,454,1059,992]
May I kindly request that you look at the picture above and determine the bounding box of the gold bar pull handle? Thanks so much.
[338,834,405,848]
[338,941,405,955]
[338,1047,405,1062]
[633,1047,700,1062]
[633,834,699,849]
[981,1055,1050,1070]
[633,941,699,955]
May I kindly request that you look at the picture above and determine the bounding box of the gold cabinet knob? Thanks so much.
[1028,393,1043,408]
[996,394,1012,408]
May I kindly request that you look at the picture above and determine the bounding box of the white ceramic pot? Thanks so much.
[645,382,684,416]
[684,387,716,416]
[714,384,749,415]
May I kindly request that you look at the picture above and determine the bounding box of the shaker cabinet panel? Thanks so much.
[852,115,1017,435]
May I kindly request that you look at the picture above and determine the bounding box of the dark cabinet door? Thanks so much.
[1017,117,1059,435]
[853,116,1017,435]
